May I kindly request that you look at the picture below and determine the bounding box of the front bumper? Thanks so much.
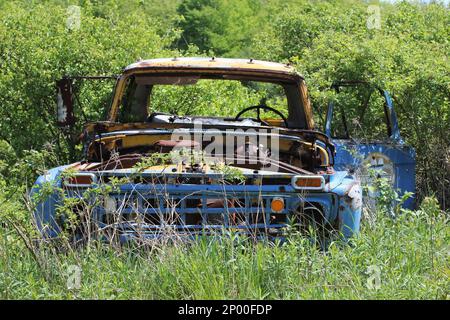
[32,170,362,242]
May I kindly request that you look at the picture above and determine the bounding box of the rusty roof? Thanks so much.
[124,57,301,78]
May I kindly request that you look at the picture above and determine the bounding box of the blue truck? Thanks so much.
[32,58,404,244]
[325,81,415,210]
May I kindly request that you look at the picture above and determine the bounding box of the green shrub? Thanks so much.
[0,1,177,164]
[251,0,450,208]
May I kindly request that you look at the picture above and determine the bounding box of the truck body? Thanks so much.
[32,58,363,243]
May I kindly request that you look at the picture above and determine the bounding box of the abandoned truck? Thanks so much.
[32,58,364,243]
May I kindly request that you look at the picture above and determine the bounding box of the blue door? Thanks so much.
[325,82,416,209]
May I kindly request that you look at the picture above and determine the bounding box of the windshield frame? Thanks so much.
[107,68,314,130]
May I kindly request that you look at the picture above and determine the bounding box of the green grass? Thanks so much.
[0,198,448,299]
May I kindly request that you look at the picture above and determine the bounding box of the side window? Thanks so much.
[330,86,389,141]
[118,78,151,123]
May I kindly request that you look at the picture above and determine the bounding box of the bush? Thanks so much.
[251,0,450,208]
[0,1,177,164]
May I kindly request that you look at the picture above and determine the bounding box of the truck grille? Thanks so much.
[95,191,291,235]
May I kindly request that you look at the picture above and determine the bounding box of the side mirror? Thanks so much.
[56,78,75,127]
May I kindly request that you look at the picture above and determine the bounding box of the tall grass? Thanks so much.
[0,197,448,299]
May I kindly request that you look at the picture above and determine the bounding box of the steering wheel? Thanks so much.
[234,105,288,127]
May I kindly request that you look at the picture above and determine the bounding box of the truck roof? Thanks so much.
[124,57,302,80]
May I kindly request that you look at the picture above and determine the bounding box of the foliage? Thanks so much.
[0,1,177,163]
[176,0,271,57]
[150,79,266,116]
[1,0,448,206]
[0,0,448,300]
[0,195,448,299]
[133,153,173,172]
[211,162,246,183]
[250,0,450,207]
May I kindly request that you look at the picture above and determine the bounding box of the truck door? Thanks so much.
[325,81,415,209]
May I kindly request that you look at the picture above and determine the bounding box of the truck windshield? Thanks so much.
[117,75,289,123]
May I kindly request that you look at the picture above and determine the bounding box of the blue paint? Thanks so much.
[325,85,416,209]
[30,165,70,238]
[32,167,362,242]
